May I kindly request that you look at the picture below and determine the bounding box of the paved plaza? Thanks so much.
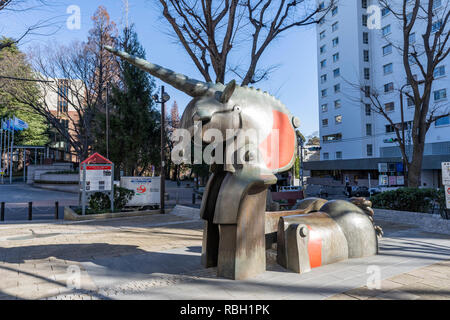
[0,204,449,300]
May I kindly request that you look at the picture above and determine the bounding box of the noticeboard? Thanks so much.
[442,162,450,186]
[79,153,114,215]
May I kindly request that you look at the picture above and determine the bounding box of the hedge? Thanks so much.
[370,187,445,213]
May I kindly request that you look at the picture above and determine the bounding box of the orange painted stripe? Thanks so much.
[307,225,322,268]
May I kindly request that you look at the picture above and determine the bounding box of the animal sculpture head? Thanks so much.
[105,46,300,175]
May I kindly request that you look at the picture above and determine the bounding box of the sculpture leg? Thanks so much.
[200,171,227,268]
[217,187,268,280]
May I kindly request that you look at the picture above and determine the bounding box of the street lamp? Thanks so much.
[296,131,305,190]
[153,86,170,214]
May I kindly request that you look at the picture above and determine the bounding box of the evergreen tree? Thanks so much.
[95,25,160,176]
[0,38,49,146]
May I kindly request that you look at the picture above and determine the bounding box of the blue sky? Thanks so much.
[1,0,320,137]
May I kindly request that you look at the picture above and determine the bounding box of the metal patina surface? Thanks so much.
[105,46,378,280]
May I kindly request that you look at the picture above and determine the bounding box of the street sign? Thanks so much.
[445,186,450,210]
[442,162,450,185]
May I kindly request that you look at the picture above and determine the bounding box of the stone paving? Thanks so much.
[0,205,449,300]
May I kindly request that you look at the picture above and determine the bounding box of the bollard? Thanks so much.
[55,201,59,220]
[1,202,4,221]
[192,192,196,205]
[28,202,32,221]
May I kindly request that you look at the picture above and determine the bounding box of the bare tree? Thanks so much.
[6,6,118,160]
[157,0,335,85]
[360,0,449,187]
[0,0,61,51]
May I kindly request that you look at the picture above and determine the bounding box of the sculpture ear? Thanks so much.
[220,80,236,103]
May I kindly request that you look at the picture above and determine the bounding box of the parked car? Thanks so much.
[344,186,370,197]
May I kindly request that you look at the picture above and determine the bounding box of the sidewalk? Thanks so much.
[0,206,449,300]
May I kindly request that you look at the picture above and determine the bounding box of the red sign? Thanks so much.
[86,166,112,170]
[81,153,112,164]
[137,185,147,194]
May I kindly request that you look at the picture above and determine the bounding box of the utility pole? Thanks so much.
[106,83,110,159]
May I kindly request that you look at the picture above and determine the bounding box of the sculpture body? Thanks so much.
[105,46,379,280]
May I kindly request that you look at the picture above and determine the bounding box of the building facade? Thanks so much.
[306,0,450,188]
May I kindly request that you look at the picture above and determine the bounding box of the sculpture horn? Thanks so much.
[104,46,211,97]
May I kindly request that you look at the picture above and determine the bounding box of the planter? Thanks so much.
[64,206,173,221]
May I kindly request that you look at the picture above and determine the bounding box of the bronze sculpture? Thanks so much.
[105,46,379,280]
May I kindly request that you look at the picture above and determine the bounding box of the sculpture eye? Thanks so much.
[233,105,241,112]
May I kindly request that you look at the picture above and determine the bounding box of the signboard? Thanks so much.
[446,186,450,209]
[378,163,388,173]
[379,175,388,186]
[79,153,114,215]
[397,176,405,186]
[83,165,112,192]
[389,176,397,186]
[442,162,450,185]
[120,177,160,207]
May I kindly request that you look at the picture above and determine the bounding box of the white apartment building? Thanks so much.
[305,0,450,188]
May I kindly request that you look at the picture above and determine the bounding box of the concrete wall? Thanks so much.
[27,163,73,184]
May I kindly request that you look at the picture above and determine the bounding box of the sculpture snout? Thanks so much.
[193,109,213,123]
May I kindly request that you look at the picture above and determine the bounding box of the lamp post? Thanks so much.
[153,86,170,214]
[296,131,305,189]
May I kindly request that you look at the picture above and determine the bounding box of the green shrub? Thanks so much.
[370,187,444,213]
[88,185,135,213]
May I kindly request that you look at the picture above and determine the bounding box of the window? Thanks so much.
[434,65,446,78]
[321,89,328,97]
[322,118,328,127]
[366,123,372,136]
[362,14,368,27]
[335,99,341,109]
[321,74,327,83]
[334,83,341,93]
[320,45,326,54]
[364,68,370,80]
[407,97,415,107]
[321,104,328,112]
[333,68,340,77]
[363,32,369,44]
[332,7,338,16]
[383,63,393,74]
[362,0,368,9]
[320,59,327,68]
[381,7,390,17]
[320,31,326,40]
[363,50,369,62]
[385,102,395,112]
[332,37,339,47]
[383,44,392,55]
[407,74,418,85]
[384,82,394,92]
[333,53,340,62]
[386,124,395,133]
[57,79,69,114]
[367,144,373,156]
[323,133,342,142]
[365,104,371,116]
[323,152,329,160]
[319,2,325,10]
[364,86,371,97]
[409,32,416,43]
[336,151,342,159]
[382,25,391,36]
[432,20,442,33]
[434,89,447,101]
[332,22,339,32]
[319,18,325,25]
[335,115,343,124]
[435,115,450,126]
